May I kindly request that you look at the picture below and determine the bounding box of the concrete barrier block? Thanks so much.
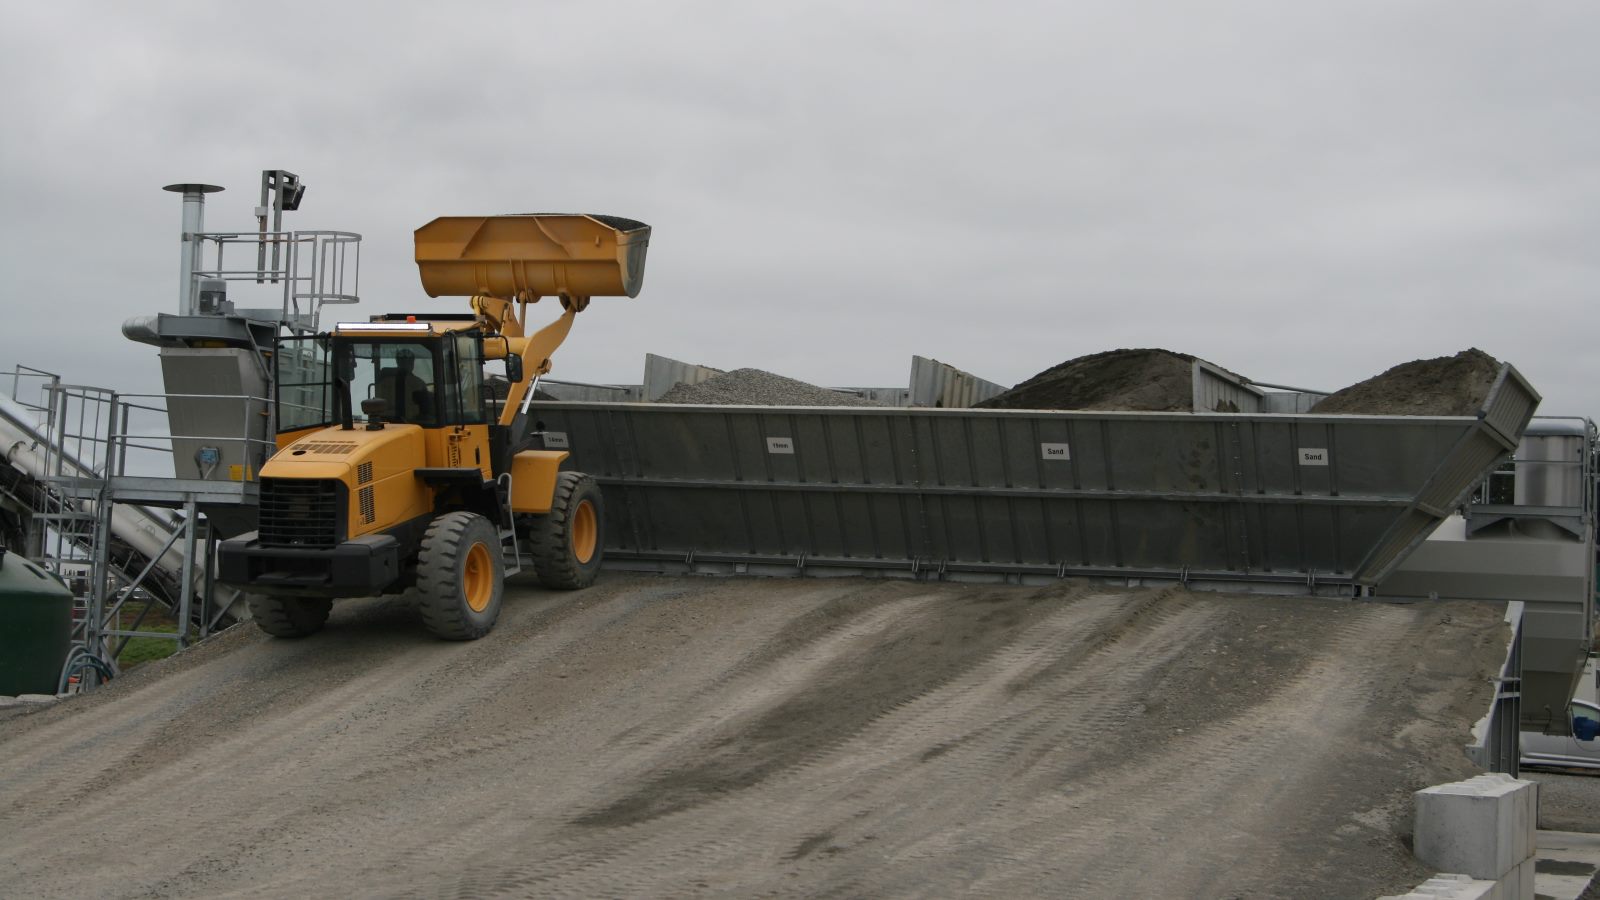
[1378,873,1494,899]
[1414,774,1537,881]
[1492,856,1534,900]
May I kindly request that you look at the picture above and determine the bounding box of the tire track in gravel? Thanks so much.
[139,578,919,900]
[344,584,981,900]
[0,578,1507,900]
[368,586,1216,899]
[0,576,707,895]
[922,604,1467,898]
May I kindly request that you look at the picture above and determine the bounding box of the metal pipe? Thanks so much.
[162,183,225,315]
[1243,379,1331,394]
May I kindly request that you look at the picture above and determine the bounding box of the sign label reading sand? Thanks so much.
[542,431,569,449]
[1041,443,1071,461]
[766,437,795,455]
[1298,448,1329,466]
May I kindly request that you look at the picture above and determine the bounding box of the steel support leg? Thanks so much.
[176,497,197,649]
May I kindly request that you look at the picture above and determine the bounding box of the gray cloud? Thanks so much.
[2,0,1597,417]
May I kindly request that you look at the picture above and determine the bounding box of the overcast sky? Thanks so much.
[2,1,1597,418]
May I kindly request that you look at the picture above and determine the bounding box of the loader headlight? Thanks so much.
[334,322,434,333]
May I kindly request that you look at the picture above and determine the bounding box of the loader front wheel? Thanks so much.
[416,511,504,641]
[528,472,604,590]
[247,593,332,638]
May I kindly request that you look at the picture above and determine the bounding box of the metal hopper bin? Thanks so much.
[530,364,1538,595]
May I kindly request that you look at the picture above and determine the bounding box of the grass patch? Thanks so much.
[112,601,180,670]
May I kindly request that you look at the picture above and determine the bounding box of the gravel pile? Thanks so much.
[977,348,1203,412]
[657,368,885,407]
[1310,349,1502,416]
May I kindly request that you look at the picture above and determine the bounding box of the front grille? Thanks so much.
[259,478,341,548]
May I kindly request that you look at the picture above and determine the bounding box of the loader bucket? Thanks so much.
[415,214,650,300]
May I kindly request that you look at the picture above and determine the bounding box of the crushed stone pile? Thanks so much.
[657,368,886,407]
[977,348,1208,412]
[1310,349,1502,416]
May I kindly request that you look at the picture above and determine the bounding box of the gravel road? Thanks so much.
[1525,769,1600,833]
[0,576,1508,898]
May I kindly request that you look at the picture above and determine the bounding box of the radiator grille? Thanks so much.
[357,461,374,484]
[359,486,375,524]
[259,478,341,548]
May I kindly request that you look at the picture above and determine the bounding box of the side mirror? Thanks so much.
[506,355,524,383]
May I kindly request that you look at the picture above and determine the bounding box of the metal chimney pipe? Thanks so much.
[162,183,224,315]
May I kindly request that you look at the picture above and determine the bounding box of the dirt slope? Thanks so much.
[0,576,1506,898]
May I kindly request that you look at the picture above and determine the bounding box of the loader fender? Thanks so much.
[510,450,570,514]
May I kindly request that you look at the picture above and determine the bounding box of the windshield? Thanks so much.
[350,340,440,425]
[277,333,488,433]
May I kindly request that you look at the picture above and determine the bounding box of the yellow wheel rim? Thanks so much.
[572,499,598,564]
[463,541,494,613]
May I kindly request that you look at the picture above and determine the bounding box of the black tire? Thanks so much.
[416,511,504,641]
[528,472,604,590]
[247,593,332,638]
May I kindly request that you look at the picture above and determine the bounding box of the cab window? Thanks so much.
[352,341,439,425]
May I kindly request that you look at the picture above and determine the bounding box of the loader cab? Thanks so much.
[274,325,488,442]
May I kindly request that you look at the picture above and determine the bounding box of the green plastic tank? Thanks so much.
[0,548,73,696]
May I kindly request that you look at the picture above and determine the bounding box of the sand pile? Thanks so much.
[977,348,1203,412]
[1310,349,1502,416]
[657,369,886,407]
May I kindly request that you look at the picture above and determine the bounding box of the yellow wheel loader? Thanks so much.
[218,214,649,640]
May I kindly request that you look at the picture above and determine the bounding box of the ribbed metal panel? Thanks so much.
[1260,392,1326,414]
[908,356,1005,408]
[642,353,721,402]
[1191,360,1264,413]
[1481,365,1540,448]
[536,365,1535,591]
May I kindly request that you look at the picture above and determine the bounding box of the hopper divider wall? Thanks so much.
[531,364,1538,593]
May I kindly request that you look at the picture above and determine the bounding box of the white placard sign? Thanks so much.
[766,437,795,455]
[542,431,569,449]
[1298,447,1329,466]
[1041,442,1071,461]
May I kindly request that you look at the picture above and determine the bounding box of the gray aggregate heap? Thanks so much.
[656,368,886,407]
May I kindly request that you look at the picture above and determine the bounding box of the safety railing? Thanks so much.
[192,229,361,333]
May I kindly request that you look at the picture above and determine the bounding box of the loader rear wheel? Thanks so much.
[247,593,332,638]
[528,472,604,590]
[416,511,504,641]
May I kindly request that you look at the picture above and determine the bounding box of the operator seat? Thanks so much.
[375,366,432,422]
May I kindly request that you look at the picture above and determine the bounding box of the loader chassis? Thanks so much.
[216,212,648,640]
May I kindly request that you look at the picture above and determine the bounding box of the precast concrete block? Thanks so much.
[1493,856,1534,900]
[1378,873,1494,900]
[1414,774,1537,881]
